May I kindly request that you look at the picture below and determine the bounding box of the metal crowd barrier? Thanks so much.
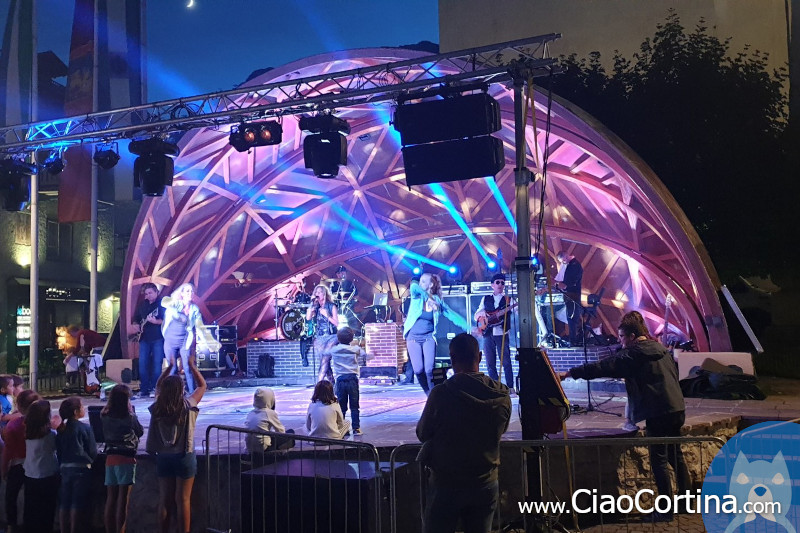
[389,435,726,533]
[204,424,383,533]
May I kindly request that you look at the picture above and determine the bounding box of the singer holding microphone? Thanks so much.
[306,284,340,382]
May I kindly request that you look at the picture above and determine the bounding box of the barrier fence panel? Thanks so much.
[389,436,726,533]
[205,424,382,533]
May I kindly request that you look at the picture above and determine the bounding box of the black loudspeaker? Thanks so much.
[241,459,381,533]
[434,294,470,361]
[393,93,501,145]
[402,136,505,186]
[88,405,104,443]
[257,354,274,378]
[218,325,237,343]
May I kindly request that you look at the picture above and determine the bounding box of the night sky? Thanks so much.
[3,0,439,103]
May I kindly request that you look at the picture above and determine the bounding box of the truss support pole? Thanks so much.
[512,77,536,350]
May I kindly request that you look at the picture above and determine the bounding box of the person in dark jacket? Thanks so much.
[416,333,511,533]
[101,384,144,533]
[559,314,690,521]
[56,396,98,533]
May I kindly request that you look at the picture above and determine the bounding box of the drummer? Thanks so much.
[293,278,311,305]
[330,266,357,308]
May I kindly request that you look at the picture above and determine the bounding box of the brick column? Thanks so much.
[364,323,406,374]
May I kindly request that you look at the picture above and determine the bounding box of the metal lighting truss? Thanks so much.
[0,34,560,154]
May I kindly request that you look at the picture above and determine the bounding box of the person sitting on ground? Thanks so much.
[2,389,40,533]
[244,387,294,453]
[416,333,512,533]
[330,327,374,436]
[101,384,144,533]
[306,380,350,440]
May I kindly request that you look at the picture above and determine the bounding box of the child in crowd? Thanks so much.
[102,384,144,533]
[24,400,60,533]
[56,396,98,533]
[0,375,15,428]
[245,387,294,452]
[306,380,350,440]
[146,356,206,533]
[10,375,24,409]
[2,390,40,533]
[330,327,373,436]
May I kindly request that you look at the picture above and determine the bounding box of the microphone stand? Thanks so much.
[562,292,620,417]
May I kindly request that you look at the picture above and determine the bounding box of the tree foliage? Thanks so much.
[550,11,794,280]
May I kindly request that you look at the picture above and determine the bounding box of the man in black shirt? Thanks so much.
[132,283,164,398]
[555,251,583,346]
[330,266,358,328]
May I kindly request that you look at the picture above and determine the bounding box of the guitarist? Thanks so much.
[473,274,517,394]
[131,283,164,399]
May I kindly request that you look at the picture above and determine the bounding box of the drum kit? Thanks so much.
[276,295,314,341]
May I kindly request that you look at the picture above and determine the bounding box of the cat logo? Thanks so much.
[702,421,799,533]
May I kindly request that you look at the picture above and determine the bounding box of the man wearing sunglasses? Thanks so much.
[473,273,516,393]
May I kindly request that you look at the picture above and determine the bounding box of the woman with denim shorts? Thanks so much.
[146,355,206,533]
[102,384,144,533]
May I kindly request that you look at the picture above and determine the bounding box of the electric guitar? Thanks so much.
[477,302,519,333]
[128,309,157,342]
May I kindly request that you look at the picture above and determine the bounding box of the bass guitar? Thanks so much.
[477,302,519,333]
[128,309,156,342]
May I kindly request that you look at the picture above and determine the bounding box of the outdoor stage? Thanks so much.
[109,375,800,454]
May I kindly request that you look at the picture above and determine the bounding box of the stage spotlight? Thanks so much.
[42,151,64,175]
[93,143,120,170]
[129,138,180,197]
[300,114,350,178]
[487,260,497,270]
[0,159,35,211]
[448,266,458,275]
[229,121,283,152]
[412,265,422,275]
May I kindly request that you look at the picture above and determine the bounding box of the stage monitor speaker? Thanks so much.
[106,359,132,383]
[402,135,505,186]
[469,293,520,348]
[434,294,470,361]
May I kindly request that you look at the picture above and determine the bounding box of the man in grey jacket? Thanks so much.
[416,333,511,533]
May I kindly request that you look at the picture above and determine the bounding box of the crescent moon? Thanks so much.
[187,0,195,7]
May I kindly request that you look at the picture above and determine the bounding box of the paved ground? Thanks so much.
[52,375,800,452]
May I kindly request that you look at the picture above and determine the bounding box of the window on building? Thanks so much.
[46,219,73,263]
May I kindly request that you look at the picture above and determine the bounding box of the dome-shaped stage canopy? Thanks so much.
[121,48,730,352]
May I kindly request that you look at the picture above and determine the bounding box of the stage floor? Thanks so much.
[64,375,800,454]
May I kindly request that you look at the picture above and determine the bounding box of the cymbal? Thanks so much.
[321,278,338,282]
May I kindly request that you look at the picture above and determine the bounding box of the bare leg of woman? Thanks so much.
[176,476,196,533]
[159,477,177,533]
[116,484,132,533]
[104,485,118,533]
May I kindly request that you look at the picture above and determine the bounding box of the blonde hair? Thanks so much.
[312,284,333,303]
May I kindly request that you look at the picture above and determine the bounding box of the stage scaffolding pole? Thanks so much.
[29,0,39,389]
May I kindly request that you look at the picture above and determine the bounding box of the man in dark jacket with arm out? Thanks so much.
[559,316,690,521]
[416,333,512,533]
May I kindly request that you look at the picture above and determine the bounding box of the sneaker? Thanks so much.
[353,428,363,436]
[622,421,640,432]
[148,391,155,398]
